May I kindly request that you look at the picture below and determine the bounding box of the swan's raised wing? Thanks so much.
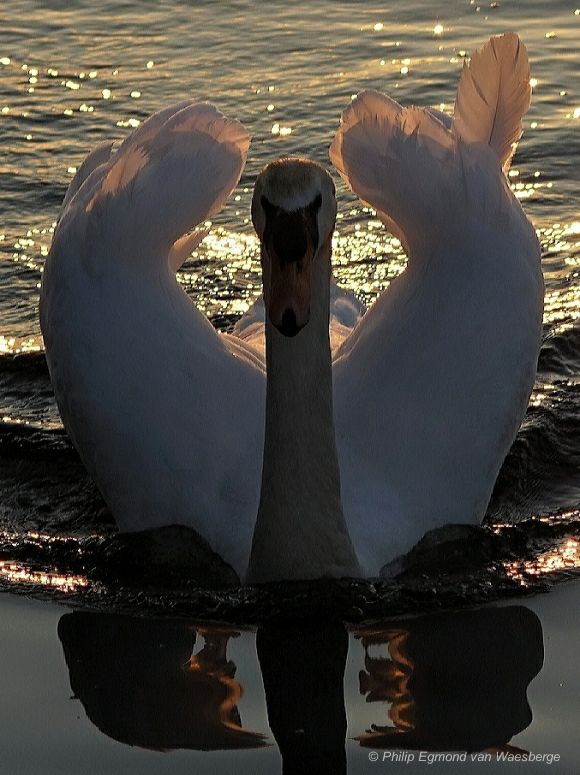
[58,102,251,267]
[328,36,542,575]
[330,92,456,261]
[329,33,531,253]
[41,103,264,577]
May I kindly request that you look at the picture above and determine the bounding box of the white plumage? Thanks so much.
[329,33,542,574]
[40,34,543,581]
[41,104,265,576]
[453,32,532,171]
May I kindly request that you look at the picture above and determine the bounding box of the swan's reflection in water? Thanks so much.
[57,614,267,750]
[57,605,544,771]
[257,623,349,774]
[355,606,544,753]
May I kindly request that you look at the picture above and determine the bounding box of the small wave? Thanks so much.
[0,419,112,534]
[538,322,580,377]
[0,515,578,623]
[489,381,580,520]
[0,349,47,373]
[0,351,61,428]
[0,419,70,456]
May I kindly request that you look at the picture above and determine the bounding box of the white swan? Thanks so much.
[40,33,543,582]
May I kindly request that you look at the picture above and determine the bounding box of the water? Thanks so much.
[1,586,579,774]
[0,0,580,770]
[1,1,579,342]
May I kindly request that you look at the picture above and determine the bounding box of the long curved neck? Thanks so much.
[246,238,360,583]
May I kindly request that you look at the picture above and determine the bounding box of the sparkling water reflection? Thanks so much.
[1,0,579,345]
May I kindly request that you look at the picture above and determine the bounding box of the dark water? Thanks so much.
[0,1,579,770]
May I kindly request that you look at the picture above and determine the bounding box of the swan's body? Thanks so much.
[40,34,543,581]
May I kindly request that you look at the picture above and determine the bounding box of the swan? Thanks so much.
[246,159,362,582]
[40,33,543,583]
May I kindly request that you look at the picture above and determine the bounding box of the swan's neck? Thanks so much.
[246,238,360,583]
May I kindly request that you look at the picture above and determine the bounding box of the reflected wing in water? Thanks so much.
[354,605,543,752]
[257,622,349,775]
[57,612,267,751]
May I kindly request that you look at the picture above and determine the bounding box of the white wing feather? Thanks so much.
[83,103,251,266]
[59,141,114,219]
[329,37,543,575]
[453,32,531,171]
[330,91,455,259]
[330,91,410,254]
[41,103,263,578]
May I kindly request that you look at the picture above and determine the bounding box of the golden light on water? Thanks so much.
[173,218,410,320]
[0,334,42,354]
[116,118,140,128]
[271,123,292,136]
[123,214,580,329]
[504,537,580,585]
[355,628,416,744]
[0,560,88,592]
[1,209,578,351]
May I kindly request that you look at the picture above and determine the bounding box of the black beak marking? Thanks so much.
[278,308,301,337]
[262,192,323,263]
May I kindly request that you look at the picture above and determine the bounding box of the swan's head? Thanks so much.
[252,158,337,337]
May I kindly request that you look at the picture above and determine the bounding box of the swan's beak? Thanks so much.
[261,199,319,338]
[267,246,313,338]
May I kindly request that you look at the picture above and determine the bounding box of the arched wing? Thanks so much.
[328,38,541,574]
[329,91,456,261]
[57,102,251,267]
[42,103,265,577]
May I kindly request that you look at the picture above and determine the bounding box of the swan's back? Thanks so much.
[233,279,366,357]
